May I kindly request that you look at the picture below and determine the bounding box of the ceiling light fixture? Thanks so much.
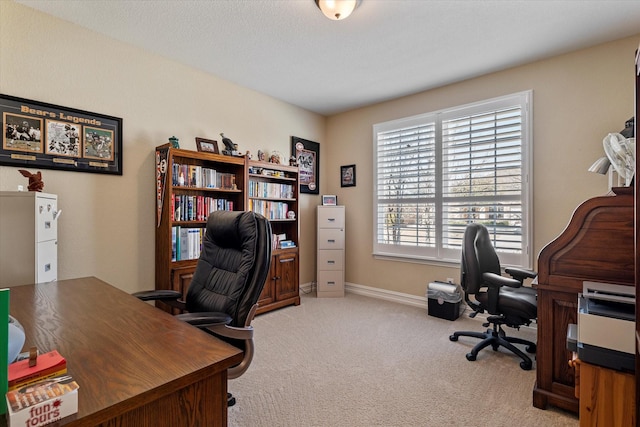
[315,0,361,21]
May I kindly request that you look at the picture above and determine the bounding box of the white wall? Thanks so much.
[0,1,325,293]
[323,35,640,296]
[2,1,638,299]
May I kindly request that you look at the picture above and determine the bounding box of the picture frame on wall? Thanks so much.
[291,136,319,194]
[0,94,123,175]
[341,164,356,187]
[322,195,337,206]
[195,137,219,154]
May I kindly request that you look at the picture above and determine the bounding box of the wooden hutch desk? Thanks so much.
[533,187,634,413]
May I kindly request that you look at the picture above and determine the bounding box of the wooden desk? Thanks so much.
[4,277,243,426]
[572,360,636,426]
[533,188,634,413]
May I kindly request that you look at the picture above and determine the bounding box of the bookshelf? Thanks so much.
[155,144,247,313]
[247,160,301,314]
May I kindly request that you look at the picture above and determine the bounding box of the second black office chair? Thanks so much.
[449,223,537,370]
[135,210,272,405]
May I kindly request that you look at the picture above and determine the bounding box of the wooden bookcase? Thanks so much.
[246,160,301,314]
[154,144,247,313]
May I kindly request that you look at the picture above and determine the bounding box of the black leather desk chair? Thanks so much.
[135,210,272,405]
[449,223,537,370]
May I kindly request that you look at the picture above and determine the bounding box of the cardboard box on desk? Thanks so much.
[5,375,78,427]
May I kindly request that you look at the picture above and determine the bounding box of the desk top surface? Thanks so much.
[6,277,243,425]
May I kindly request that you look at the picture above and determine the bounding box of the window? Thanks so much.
[373,91,532,268]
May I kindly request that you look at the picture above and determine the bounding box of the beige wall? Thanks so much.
[1,2,638,299]
[324,35,639,297]
[0,1,324,293]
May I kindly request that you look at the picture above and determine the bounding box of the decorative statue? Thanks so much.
[289,156,297,167]
[169,136,180,149]
[18,169,44,192]
[257,150,266,162]
[269,151,281,164]
[220,133,240,156]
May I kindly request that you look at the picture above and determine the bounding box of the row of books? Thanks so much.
[171,226,204,261]
[173,162,236,190]
[247,199,290,220]
[171,194,234,222]
[248,181,294,199]
[6,350,78,426]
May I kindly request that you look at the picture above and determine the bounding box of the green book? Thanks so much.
[0,288,9,414]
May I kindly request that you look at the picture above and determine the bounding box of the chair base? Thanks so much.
[449,323,536,370]
[228,392,236,407]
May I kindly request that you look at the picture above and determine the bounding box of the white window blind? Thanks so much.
[373,91,532,268]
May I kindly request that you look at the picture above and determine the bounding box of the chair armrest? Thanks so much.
[504,267,537,282]
[176,312,233,328]
[176,312,254,340]
[208,324,255,341]
[483,272,521,288]
[132,289,183,301]
[132,290,186,311]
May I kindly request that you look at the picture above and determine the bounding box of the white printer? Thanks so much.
[575,281,635,372]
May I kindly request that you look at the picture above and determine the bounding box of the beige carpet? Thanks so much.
[228,292,578,427]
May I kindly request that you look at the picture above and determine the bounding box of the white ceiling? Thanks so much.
[14,0,640,116]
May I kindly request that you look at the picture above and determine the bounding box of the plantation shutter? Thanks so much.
[373,91,531,268]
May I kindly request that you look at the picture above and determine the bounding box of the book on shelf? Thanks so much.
[172,226,204,261]
[279,240,296,249]
[8,350,67,391]
[6,374,79,427]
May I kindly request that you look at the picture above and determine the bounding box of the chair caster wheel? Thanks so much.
[449,335,458,341]
[466,353,476,361]
[520,361,532,370]
[227,392,236,407]
[526,344,536,353]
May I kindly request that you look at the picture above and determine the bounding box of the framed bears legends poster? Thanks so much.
[0,94,123,175]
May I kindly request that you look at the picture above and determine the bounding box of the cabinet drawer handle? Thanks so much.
[327,260,335,264]
[280,258,294,263]
[328,218,335,222]
[327,281,335,285]
[327,239,335,243]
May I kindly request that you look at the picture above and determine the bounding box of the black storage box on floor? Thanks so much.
[427,281,462,321]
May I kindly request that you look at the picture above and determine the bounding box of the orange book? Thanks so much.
[8,350,66,389]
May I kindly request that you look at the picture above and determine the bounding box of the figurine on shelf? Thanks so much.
[169,136,180,149]
[220,133,240,156]
[257,150,266,162]
[289,156,297,167]
[245,150,252,159]
[18,169,44,192]
[269,151,281,164]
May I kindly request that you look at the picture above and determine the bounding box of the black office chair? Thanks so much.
[134,210,272,405]
[449,223,537,370]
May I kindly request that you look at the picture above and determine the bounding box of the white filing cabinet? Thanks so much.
[0,191,59,286]
[316,205,345,297]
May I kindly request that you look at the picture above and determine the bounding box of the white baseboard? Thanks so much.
[300,281,537,332]
[345,282,428,308]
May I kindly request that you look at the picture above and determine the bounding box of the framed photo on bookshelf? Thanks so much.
[291,136,319,194]
[195,137,219,154]
[0,93,122,175]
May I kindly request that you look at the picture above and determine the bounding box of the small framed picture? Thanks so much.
[195,137,219,154]
[322,195,337,206]
[341,164,356,187]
